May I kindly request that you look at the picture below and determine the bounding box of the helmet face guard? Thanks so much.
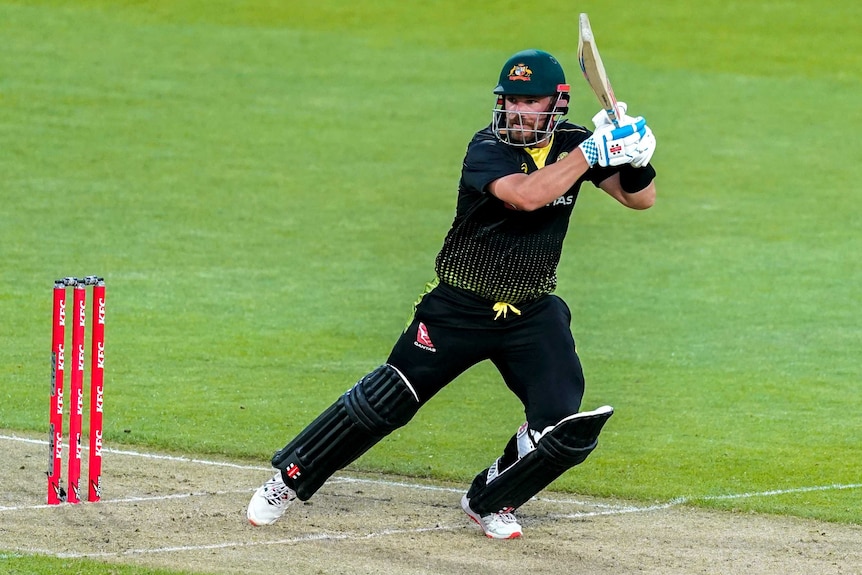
[491,50,570,147]
[492,88,570,147]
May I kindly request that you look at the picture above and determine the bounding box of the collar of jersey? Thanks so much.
[524,134,554,169]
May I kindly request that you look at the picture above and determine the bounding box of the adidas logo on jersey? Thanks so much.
[414,322,437,352]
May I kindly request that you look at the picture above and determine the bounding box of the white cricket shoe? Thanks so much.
[461,494,522,539]
[247,471,296,526]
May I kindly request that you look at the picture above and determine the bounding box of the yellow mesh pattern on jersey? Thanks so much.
[436,217,563,304]
[434,131,580,304]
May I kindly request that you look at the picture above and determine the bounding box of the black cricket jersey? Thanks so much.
[434,121,617,305]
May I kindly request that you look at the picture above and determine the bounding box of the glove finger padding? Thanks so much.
[630,125,656,168]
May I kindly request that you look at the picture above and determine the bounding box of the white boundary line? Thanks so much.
[2,433,860,559]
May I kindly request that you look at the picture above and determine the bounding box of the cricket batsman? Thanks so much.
[248,48,657,539]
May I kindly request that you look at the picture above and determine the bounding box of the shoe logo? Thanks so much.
[414,322,436,353]
[286,463,302,480]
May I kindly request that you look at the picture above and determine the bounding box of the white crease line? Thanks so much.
[0,434,271,471]
[335,475,464,494]
[533,494,641,510]
[0,489,255,512]
[554,499,684,519]
[35,526,459,559]
[697,483,862,500]
[552,484,862,519]
[97,447,272,471]
[335,478,638,511]
[0,435,45,445]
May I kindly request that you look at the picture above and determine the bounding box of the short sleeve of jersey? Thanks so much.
[461,134,523,195]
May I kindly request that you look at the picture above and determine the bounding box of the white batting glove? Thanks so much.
[591,101,635,128]
[578,117,647,167]
[630,124,656,168]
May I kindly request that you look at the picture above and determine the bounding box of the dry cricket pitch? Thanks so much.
[1,432,860,575]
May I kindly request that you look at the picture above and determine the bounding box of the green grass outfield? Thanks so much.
[1,1,860,570]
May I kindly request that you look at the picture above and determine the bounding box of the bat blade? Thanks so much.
[577,13,619,124]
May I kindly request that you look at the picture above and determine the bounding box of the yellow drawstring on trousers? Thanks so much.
[493,302,522,320]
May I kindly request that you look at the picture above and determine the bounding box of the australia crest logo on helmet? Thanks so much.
[507,63,532,82]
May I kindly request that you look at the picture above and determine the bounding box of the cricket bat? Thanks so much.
[577,13,620,124]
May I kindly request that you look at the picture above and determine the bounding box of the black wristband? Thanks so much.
[619,163,656,194]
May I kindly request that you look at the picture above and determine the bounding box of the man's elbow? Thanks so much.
[627,183,656,210]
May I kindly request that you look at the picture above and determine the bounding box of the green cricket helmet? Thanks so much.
[492,49,571,147]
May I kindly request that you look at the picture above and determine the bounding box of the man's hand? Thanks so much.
[578,117,648,167]
[630,125,656,168]
[591,101,635,129]
[590,102,657,168]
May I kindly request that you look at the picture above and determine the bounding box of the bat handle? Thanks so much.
[607,98,621,125]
